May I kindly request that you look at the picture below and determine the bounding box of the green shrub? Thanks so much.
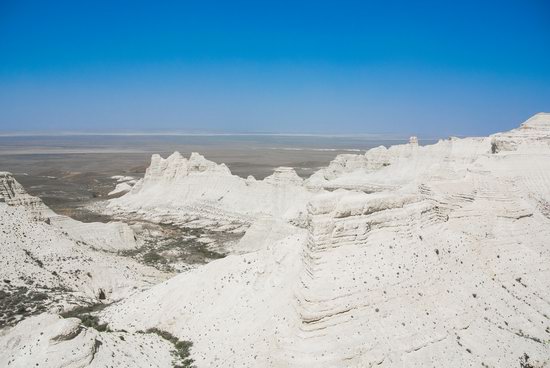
[145,328,194,368]
[143,251,167,264]
[61,304,110,332]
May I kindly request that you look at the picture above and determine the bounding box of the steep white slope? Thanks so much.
[102,227,307,366]
[49,216,139,252]
[0,173,164,305]
[0,171,52,217]
[1,171,140,252]
[101,114,550,367]
[106,152,314,231]
[491,112,550,153]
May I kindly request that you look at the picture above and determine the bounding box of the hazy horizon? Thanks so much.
[1,111,548,138]
[0,129,434,139]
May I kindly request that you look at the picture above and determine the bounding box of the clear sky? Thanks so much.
[0,0,549,137]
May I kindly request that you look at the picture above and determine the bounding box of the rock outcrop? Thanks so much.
[108,175,138,196]
[0,171,51,217]
[106,152,314,231]
[490,112,550,153]
[2,114,550,367]
[0,314,177,368]
[100,114,550,367]
[0,173,164,313]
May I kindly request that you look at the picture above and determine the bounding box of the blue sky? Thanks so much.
[0,0,549,137]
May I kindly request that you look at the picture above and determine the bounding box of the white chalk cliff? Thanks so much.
[0,173,179,367]
[99,113,550,367]
[2,113,550,367]
[106,152,314,232]
[0,172,164,302]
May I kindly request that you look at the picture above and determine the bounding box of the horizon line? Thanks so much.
[0,130,458,140]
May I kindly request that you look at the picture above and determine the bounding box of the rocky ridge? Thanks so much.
[97,113,550,367]
[0,173,166,325]
[1,114,550,367]
[106,151,315,234]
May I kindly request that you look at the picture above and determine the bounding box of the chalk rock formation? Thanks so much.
[102,114,550,367]
[108,181,133,196]
[0,173,163,306]
[305,135,489,192]
[0,314,176,368]
[107,152,314,230]
[490,112,550,153]
[49,215,140,252]
[1,172,140,252]
[108,175,138,196]
[0,171,52,217]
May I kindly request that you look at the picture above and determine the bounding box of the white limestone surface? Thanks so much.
[108,181,133,196]
[0,173,164,301]
[101,114,550,367]
[2,114,550,368]
[106,152,315,231]
[0,314,175,368]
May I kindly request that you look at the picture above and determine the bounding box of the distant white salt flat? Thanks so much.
[267,147,364,152]
[0,148,151,155]
[0,131,406,139]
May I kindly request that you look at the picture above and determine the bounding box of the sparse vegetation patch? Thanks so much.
[141,328,195,368]
[61,303,110,332]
